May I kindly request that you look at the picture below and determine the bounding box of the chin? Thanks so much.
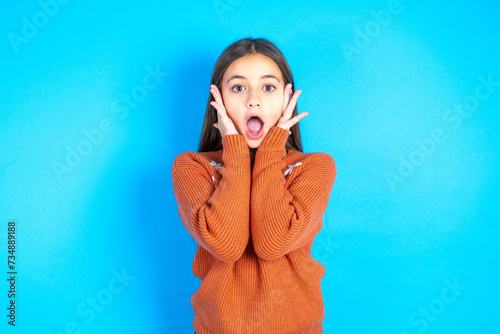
[245,129,266,148]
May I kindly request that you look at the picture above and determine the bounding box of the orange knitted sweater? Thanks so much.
[172,126,336,334]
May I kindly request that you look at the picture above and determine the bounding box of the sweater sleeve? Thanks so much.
[250,126,337,261]
[172,134,251,263]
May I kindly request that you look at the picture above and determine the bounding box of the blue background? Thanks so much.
[1,0,499,333]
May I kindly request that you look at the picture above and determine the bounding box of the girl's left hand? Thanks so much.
[277,83,309,135]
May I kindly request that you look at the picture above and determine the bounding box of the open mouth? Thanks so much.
[245,114,265,139]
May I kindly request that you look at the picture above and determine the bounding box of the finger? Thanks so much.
[211,93,228,119]
[210,84,220,98]
[285,84,292,114]
[281,111,308,129]
[283,89,301,121]
[210,100,231,135]
[210,85,225,110]
[210,101,222,125]
[210,86,220,105]
[210,102,220,130]
[210,100,227,118]
[282,85,286,114]
[283,83,291,114]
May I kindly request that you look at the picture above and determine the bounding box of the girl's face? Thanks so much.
[221,53,286,148]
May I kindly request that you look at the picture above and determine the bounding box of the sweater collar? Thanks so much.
[248,146,299,154]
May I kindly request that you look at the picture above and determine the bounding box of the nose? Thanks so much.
[247,89,261,108]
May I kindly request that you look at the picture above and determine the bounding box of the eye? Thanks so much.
[263,84,275,92]
[231,85,245,92]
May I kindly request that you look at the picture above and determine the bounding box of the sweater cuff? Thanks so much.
[221,133,248,153]
[259,126,289,152]
[221,134,250,169]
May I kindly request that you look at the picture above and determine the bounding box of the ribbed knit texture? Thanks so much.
[172,126,337,334]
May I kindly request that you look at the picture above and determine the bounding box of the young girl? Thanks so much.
[172,37,336,334]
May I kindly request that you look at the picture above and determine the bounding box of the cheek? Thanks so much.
[224,104,241,123]
[271,99,284,117]
[223,110,244,134]
[221,94,241,113]
[272,93,284,109]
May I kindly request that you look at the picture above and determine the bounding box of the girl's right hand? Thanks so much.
[210,84,239,138]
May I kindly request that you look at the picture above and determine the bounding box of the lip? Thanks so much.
[245,113,265,124]
[245,114,265,140]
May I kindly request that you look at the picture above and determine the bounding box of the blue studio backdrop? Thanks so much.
[1,0,499,333]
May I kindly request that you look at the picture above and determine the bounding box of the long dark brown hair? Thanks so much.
[197,37,304,153]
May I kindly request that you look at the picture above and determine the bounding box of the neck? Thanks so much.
[249,147,257,170]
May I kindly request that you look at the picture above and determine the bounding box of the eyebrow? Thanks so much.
[226,74,281,85]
